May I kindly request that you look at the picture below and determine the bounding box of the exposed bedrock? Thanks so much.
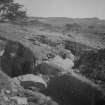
[0,40,36,77]
[42,73,105,105]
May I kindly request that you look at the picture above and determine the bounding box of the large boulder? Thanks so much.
[35,62,61,76]
[13,74,47,91]
[42,72,105,105]
[0,40,36,77]
[48,55,74,70]
[35,55,74,77]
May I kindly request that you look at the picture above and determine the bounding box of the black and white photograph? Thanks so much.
[0,0,105,105]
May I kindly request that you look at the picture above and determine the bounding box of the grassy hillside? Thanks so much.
[0,17,105,60]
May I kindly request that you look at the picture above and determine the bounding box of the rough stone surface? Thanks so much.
[0,40,35,77]
[13,74,47,91]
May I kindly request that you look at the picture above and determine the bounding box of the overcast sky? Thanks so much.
[15,0,105,19]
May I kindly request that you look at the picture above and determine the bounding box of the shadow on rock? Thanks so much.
[42,73,105,105]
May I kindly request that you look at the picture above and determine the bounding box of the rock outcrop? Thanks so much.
[47,55,74,71]
[0,40,36,77]
[35,55,74,77]
[35,62,61,77]
[13,74,47,91]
